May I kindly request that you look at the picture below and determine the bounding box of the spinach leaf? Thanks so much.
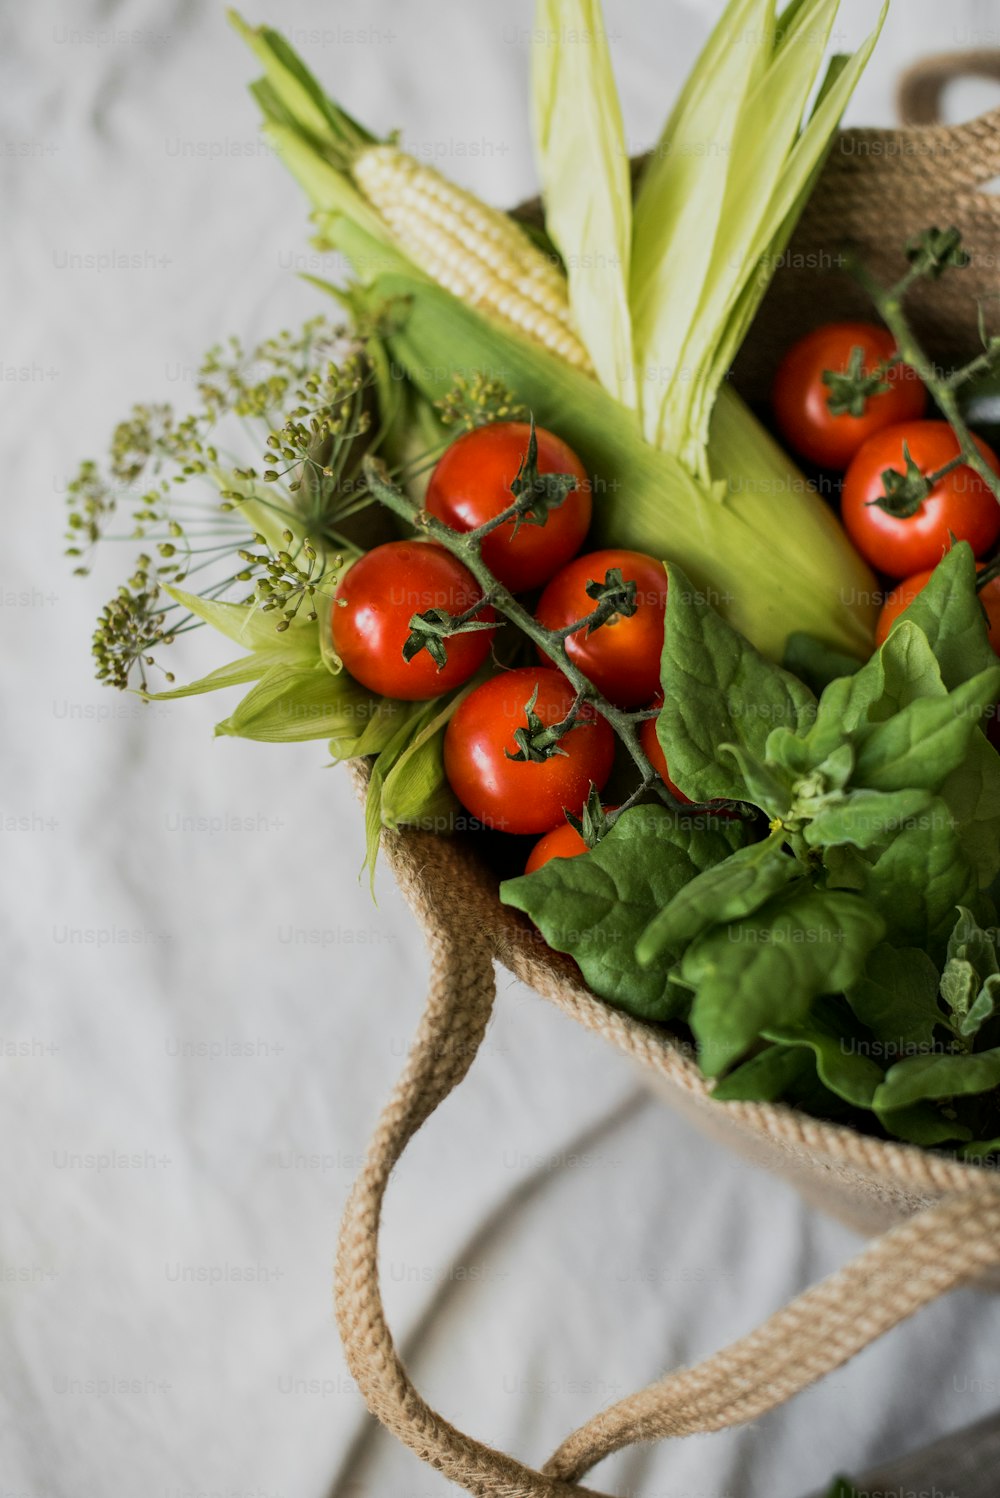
[658,563,816,804]
[762,998,885,1108]
[869,620,947,716]
[782,633,863,695]
[500,806,746,1021]
[682,886,885,1076]
[850,666,1000,792]
[940,907,1000,1041]
[862,799,981,955]
[803,787,934,850]
[877,1102,973,1147]
[710,1045,814,1102]
[887,542,996,690]
[847,944,943,1051]
[874,1047,1000,1112]
[636,832,802,963]
[940,729,1000,890]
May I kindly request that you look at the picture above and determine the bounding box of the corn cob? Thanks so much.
[351,144,594,372]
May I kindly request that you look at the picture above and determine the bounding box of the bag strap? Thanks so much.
[334,849,1000,1497]
[898,50,1000,127]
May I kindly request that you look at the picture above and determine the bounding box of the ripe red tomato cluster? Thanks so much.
[331,420,683,870]
[773,322,1000,650]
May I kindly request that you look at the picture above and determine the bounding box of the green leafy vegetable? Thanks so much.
[500,807,747,1020]
[885,543,998,690]
[874,1048,1000,1112]
[658,562,816,803]
[940,908,1000,1041]
[710,1045,814,1102]
[682,885,885,1076]
[762,998,885,1109]
[637,832,801,963]
[782,632,863,695]
[847,945,943,1051]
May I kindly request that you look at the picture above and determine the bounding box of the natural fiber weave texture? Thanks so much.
[335,82,1000,1498]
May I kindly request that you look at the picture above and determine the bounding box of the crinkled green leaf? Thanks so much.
[941,907,1000,1040]
[782,632,863,696]
[850,665,1000,793]
[716,744,793,818]
[710,1045,814,1103]
[762,999,884,1109]
[863,797,980,956]
[874,1047,1000,1112]
[883,543,996,690]
[803,787,934,850]
[500,806,747,1021]
[867,620,948,716]
[940,730,1000,890]
[847,944,944,1052]
[658,563,816,803]
[960,1138,1000,1160]
[636,833,801,963]
[877,1103,973,1148]
[683,885,885,1076]
[799,623,945,766]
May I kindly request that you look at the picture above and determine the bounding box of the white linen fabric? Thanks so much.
[4,2,1000,1495]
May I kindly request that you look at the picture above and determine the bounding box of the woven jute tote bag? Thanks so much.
[335,65,1000,1498]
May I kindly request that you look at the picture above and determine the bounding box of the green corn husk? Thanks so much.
[231,1,883,659]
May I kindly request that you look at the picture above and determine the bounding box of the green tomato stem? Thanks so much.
[854,257,1000,512]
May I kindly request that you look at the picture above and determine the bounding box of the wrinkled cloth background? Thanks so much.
[5,2,1000,1495]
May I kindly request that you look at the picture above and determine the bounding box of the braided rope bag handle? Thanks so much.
[335,85,1000,1498]
[335,817,1000,1498]
[898,50,1000,126]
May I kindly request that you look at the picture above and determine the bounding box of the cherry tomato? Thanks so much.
[534,549,667,709]
[841,422,1000,579]
[443,667,614,834]
[523,810,620,875]
[876,565,1000,654]
[426,421,592,592]
[331,540,495,701]
[525,821,591,873]
[773,322,926,470]
[639,703,690,804]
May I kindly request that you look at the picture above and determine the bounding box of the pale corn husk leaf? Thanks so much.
[663,0,841,462]
[261,124,395,249]
[380,683,476,831]
[329,695,425,761]
[630,0,887,462]
[695,51,850,452]
[229,11,376,151]
[531,0,634,402]
[693,19,886,457]
[630,0,769,446]
[143,653,276,702]
[163,584,321,659]
[215,661,372,743]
